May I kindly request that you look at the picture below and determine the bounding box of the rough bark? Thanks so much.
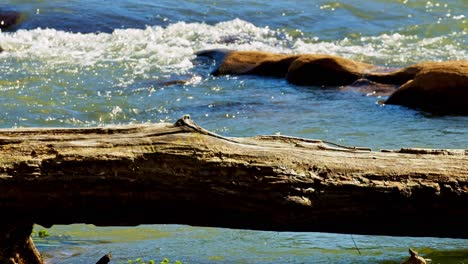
[0,223,43,264]
[0,115,466,240]
[95,254,112,264]
[400,249,427,264]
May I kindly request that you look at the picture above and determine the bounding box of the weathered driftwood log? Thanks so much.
[0,115,467,240]
[0,222,43,264]
[400,248,427,264]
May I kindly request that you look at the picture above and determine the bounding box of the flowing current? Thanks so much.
[1,0,467,263]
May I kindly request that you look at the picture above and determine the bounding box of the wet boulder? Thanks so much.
[210,50,300,77]
[197,49,375,85]
[286,54,375,86]
[367,61,461,85]
[385,61,468,114]
[196,49,468,114]
[0,10,22,30]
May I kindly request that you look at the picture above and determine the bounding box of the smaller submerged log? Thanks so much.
[401,248,426,264]
[95,254,112,264]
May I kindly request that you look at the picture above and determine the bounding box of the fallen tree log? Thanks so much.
[0,115,467,239]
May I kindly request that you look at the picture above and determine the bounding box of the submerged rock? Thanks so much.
[341,78,397,97]
[196,49,468,114]
[0,10,22,30]
[286,54,374,86]
[198,50,374,85]
[384,61,468,114]
[208,50,300,77]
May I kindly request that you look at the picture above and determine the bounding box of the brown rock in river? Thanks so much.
[213,50,300,77]
[208,50,376,86]
[286,54,375,86]
[367,60,465,85]
[196,49,468,114]
[384,60,468,114]
[0,10,22,30]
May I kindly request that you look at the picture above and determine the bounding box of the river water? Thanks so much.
[1,0,467,263]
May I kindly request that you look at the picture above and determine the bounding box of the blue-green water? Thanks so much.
[1,0,467,263]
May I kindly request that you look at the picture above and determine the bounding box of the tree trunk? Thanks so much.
[0,223,43,264]
[0,115,466,241]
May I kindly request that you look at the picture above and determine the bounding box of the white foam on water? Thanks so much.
[292,32,466,66]
[0,18,465,75]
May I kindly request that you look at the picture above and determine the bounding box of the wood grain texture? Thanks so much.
[0,115,466,238]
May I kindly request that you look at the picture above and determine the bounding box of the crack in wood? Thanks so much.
[175,115,372,152]
[0,115,466,241]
